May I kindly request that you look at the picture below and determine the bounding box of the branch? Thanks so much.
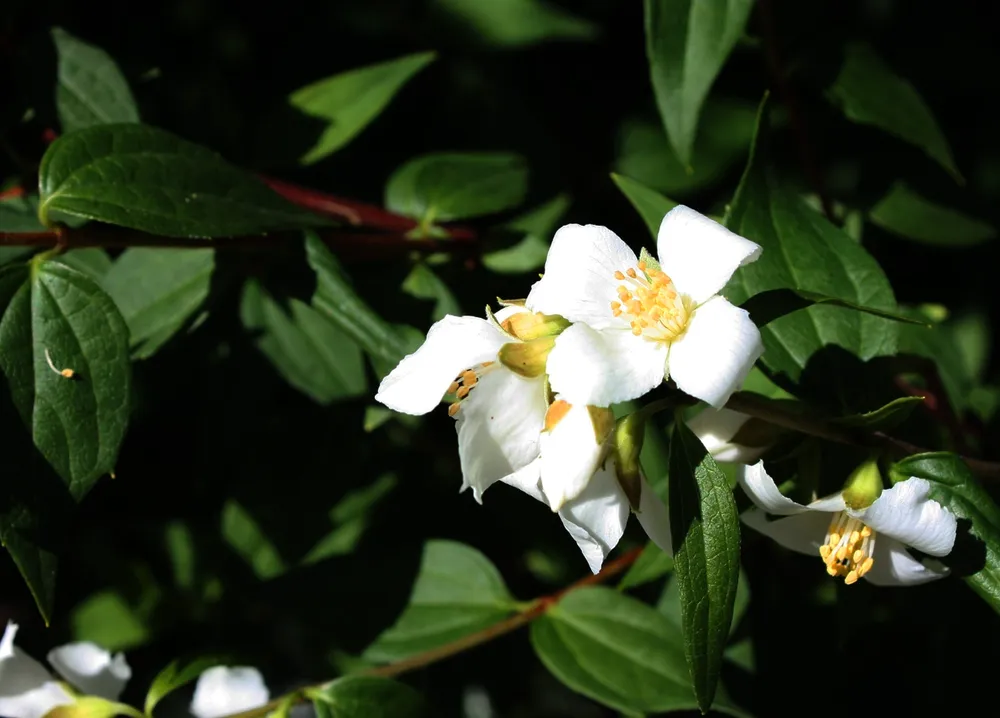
[219,547,643,718]
[723,391,1000,481]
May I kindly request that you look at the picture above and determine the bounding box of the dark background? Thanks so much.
[2,1,999,716]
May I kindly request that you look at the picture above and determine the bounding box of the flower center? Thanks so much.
[609,261,692,343]
[819,512,876,585]
[447,362,495,417]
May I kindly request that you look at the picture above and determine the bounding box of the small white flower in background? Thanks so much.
[0,622,130,718]
[738,461,957,586]
[525,205,763,409]
[190,666,269,718]
[375,306,672,573]
[687,407,775,464]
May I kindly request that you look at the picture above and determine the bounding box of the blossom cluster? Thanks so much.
[376,205,959,587]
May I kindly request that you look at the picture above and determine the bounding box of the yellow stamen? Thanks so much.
[447,381,460,395]
[818,512,877,585]
[448,403,460,417]
[608,262,692,344]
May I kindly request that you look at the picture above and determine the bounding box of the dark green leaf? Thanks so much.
[668,419,741,712]
[241,280,367,404]
[615,99,758,196]
[221,499,287,580]
[51,27,139,133]
[898,306,977,414]
[644,0,754,166]
[38,124,325,237]
[482,194,569,274]
[363,540,518,662]
[618,542,674,590]
[306,231,422,376]
[434,0,598,47]
[301,473,397,563]
[1,194,46,232]
[311,676,425,718]
[0,257,131,498]
[385,153,528,224]
[891,453,1000,614]
[0,506,58,626]
[102,248,215,358]
[739,288,926,328]
[828,43,960,181]
[870,183,995,246]
[658,568,751,640]
[144,656,226,715]
[401,262,460,322]
[610,173,678,238]
[58,248,113,280]
[836,396,924,430]
[724,102,901,385]
[289,52,435,164]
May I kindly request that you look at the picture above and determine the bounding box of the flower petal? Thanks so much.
[558,465,629,573]
[540,403,609,511]
[737,461,809,515]
[456,368,548,502]
[47,643,131,700]
[0,623,75,718]
[526,224,638,330]
[806,494,847,512]
[668,296,763,409]
[862,537,951,586]
[852,477,957,557]
[741,509,830,556]
[375,315,507,415]
[656,205,762,304]
[190,666,269,718]
[500,458,545,504]
[546,323,666,407]
[686,408,763,464]
[635,476,672,555]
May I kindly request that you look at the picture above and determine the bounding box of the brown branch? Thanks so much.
[758,0,834,221]
[220,547,643,718]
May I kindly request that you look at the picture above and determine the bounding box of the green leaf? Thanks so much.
[739,288,926,329]
[644,0,754,166]
[611,173,678,238]
[531,587,748,716]
[290,52,435,165]
[1,193,46,232]
[51,27,139,133]
[891,453,1000,614]
[58,249,113,280]
[0,505,59,625]
[836,396,925,430]
[144,657,225,716]
[0,258,130,498]
[401,262,460,322]
[618,542,674,590]
[870,183,995,246]
[363,540,518,662]
[898,307,976,414]
[724,102,901,386]
[311,676,425,718]
[71,590,149,650]
[38,124,325,237]
[615,99,758,197]
[221,499,287,580]
[301,473,398,563]
[482,194,570,274]
[102,248,215,358]
[241,280,367,404]
[385,153,528,224]
[433,0,598,47]
[306,231,422,376]
[828,43,960,181]
[668,419,741,712]
[658,568,751,640]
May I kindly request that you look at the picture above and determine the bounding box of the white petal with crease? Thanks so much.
[558,466,629,573]
[545,323,666,407]
[457,369,548,502]
[190,666,269,718]
[686,408,761,463]
[737,462,808,515]
[0,623,75,718]
[47,642,131,700]
[656,206,762,304]
[540,403,607,511]
[526,224,638,330]
[863,538,951,586]
[853,478,956,557]
[668,296,763,409]
[636,477,672,555]
[741,510,830,556]
[375,315,507,415]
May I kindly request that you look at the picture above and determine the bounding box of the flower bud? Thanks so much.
[501,311,570,341]
[841,456,883,510]
[612,412,645,510]
[498,336,556,378]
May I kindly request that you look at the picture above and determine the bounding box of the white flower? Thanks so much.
[687,407,770,464]
[525,206,763,409]
[375,308,672,572]
[738,461,957,586]
[190,666,269,718]
[0,623,130,718]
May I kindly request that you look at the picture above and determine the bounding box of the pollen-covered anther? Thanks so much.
[445,361,495,416]
[610,263,692,343]
[819,512,877,585]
